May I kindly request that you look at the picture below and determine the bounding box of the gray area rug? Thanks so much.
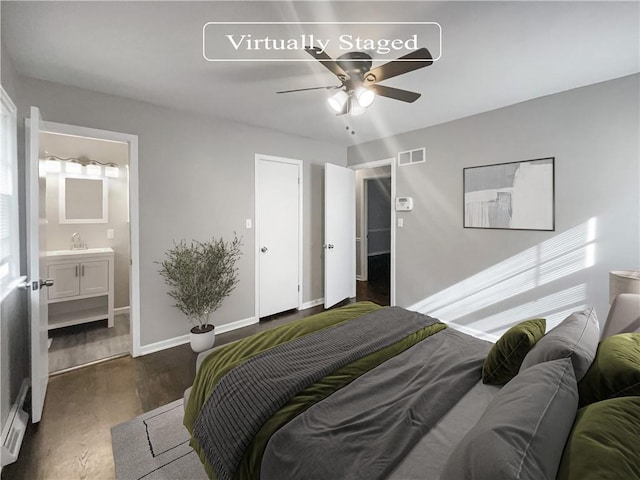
[111,399,208,480]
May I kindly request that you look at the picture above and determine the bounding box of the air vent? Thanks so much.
[398,148,425,166]
[1,380,29,467]
[1,407,27,467]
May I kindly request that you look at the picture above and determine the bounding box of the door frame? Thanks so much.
[36,120,142,356]
[254,154,303,319]
[350,158,396,306]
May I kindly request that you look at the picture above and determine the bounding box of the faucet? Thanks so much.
[71,232,85,250]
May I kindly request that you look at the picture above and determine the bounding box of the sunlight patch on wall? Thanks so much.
[461,284,588,337]
[410,218,597,326]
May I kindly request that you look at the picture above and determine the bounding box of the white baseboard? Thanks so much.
[1,379,29,467]
[114,306,130,316]
[137,316,258,356]
[301,298,324,310]
[138,333,191,356]
[215,316,258,335]
[136,304,338,356]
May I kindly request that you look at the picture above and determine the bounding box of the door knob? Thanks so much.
[261,247,268,253]
[40,278,54,288]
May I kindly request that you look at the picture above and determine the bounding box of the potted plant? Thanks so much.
[158,234,242,352]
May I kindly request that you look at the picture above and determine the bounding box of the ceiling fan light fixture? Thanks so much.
[349,99,367,117]
[328,90,348,113]
[355,87,375,108]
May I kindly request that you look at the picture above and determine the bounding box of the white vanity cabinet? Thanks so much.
[46,248,114,330]
[48,260,109,299]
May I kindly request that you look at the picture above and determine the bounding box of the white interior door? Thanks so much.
[26,106,49,423]
[324,163,355,308]
[257,157,301,318]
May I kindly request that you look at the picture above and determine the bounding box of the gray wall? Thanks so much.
[0,286,28,431]
[0,45,29,432]
[14,76,345,346]
[1,44,20,110]
[348,74,640,336]
[41,133,130,308]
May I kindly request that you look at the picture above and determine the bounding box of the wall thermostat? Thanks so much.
[395,197,414,211]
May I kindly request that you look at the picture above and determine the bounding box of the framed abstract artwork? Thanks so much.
[463,157,555,231]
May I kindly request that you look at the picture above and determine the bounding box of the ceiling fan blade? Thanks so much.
[305,47,350,81]
[277,85,341,94]
[369,85,421,103]
[364,48,433,84]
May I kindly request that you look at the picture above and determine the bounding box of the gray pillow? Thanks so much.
[441,358,578,480]
[520,308,599,381]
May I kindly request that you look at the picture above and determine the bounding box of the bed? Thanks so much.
[183,296,640,480]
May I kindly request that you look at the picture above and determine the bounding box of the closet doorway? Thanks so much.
[353,159,395,306]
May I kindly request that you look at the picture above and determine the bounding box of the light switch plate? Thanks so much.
[246,219,252,229]
[107,228,115,239]
[398,218,404,228]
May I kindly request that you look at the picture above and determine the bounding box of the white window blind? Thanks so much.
[0,86,19,300]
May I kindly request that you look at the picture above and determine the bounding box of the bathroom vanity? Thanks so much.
[45,248,114,330]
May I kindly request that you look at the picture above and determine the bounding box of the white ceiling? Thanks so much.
[2,1,639,146]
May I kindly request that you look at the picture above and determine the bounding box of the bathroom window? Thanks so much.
[0,86,19,300]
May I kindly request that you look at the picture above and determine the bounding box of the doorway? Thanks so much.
[26,108,141,421]
[363,176,391,305]
[40,132,132,373]
[352,159,395,306]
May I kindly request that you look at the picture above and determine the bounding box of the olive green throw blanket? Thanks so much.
[184,302,446,480]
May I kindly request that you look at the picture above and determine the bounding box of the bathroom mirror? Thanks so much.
[59,174,108,223]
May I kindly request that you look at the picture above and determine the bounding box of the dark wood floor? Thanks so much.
[1,305,330,480]
[356,280,390,306]
[356,253,391,306]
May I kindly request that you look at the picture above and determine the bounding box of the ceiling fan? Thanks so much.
[277,47,433,116]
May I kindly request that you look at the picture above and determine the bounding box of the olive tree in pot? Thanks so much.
[158,235,242,353]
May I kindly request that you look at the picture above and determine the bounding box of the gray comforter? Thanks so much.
[193,307,441,480]
[261,328,492,480]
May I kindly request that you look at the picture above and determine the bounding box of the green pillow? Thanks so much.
[578,333,640,407]
[482,318,546,385]
[557,396,640,480]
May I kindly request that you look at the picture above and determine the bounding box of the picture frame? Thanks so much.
[463,157,555,231]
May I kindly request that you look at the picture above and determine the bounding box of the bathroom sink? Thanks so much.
[47,247,114,257]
